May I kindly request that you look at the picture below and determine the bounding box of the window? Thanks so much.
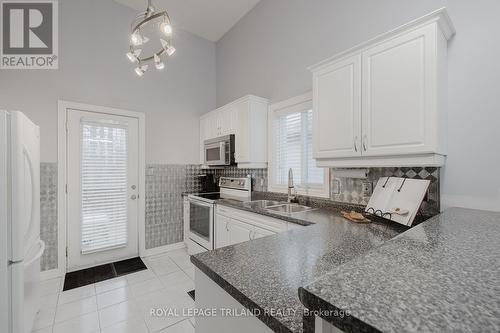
[268,93,329,197]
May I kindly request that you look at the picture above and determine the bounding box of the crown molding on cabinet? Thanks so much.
[308,7,455,73]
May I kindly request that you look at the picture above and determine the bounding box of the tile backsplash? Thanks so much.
[40,162,58,271]
[145,164,267,249]
[330,167,440,216]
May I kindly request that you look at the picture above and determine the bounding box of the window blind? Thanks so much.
[80,121,128,254]
[273,109,324,188]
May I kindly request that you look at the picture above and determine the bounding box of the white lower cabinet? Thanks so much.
[215,213,231,248]
[315,316,345,333]
[227,218,254,245]
[215,205,298,248]
[195,267,275,333]
[252,225,275,239]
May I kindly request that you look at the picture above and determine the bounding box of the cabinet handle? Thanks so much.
[362,136,367,151]
[225,222,229,232]
[248,230,252,240]
[354,137,358,152]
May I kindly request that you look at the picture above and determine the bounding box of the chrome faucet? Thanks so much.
[287,168,298,203]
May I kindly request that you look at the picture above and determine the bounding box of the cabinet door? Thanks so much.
[227,218,252,246]
[361,24,436,156]
[212,112,222,138]
[219,106,237,135]
[252,225,275,240]
[313,54,362,159]
[215,214,230,248]
[235,101,250,163]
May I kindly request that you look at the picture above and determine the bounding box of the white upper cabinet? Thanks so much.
[313,54,361,159]
[200,95,269,168]
[310,8,455,167]
[362,24,436,157]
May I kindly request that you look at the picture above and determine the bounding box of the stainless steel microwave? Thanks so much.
[204,134,235,166]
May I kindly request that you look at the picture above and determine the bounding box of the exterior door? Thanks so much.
[361,24,435,156]
[313,54,362,159]
[66,109,139,271]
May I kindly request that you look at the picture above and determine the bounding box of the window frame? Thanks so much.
[267,92,330,198]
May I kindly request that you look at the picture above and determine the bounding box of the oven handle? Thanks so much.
[188,197,215,207]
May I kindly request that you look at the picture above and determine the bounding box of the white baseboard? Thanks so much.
[40,268,63,281]
[142,242,186,257]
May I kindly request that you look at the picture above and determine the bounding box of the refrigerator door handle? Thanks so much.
[23,147,36,240]
[23,239,45,267]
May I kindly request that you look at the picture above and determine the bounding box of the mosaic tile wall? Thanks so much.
[40,163,58,271]
[330,167,440,216]
[145,165,187,249]
[146,164,267,249]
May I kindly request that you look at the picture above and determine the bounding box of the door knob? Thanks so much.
[130,194,137,200]
[131,185,136,190]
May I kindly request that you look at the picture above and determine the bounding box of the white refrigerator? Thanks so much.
[0,111,44,333]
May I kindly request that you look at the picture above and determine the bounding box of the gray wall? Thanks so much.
[216,0,500,211]
[0,0,216,164]
[0,0,216,271]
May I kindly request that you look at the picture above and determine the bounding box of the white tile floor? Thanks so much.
[33,248,196,333]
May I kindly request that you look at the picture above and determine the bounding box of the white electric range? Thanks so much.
[186,176,251,254]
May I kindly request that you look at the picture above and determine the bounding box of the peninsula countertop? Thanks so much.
[299,208,500,333]
[191,200,407,333]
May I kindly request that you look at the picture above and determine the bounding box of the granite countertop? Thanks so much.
[299,208,500,333]
[191,199,408,333]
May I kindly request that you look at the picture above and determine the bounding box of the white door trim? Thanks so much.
[57,100,146,276]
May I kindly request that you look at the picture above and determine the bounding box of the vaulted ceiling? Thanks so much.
[114,0,261,42]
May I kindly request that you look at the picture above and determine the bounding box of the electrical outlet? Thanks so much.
[361,181,373,196]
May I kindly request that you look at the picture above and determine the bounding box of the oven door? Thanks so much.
[188,198,214,250]
[204,141,226,166]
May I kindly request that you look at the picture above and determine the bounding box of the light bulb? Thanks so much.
[160,38,168,49]
[126,49,141,63]
[135,64,148,76]
[154,54,164,70]
[160,39,176,56]
[130,32,142,46]
[166,45,176,56]
[160,22,172,35]
[126,52,136,62]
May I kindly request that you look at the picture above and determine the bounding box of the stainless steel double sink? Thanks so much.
[243,200,315,216]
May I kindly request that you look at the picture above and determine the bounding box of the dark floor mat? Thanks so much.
[63,257,147,291]
[114,257,147,276]
[187,289,195,300]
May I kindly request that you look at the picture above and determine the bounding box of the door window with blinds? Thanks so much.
[67,108,138,272]
[268,94,329,197]
[80,121,128,253]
